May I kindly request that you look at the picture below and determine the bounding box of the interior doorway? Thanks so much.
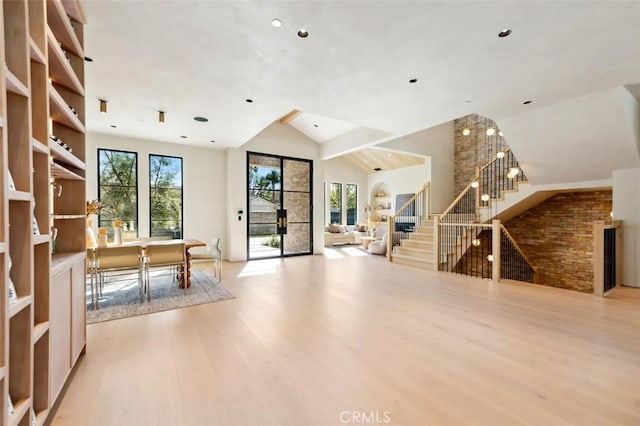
[247,152,313,259]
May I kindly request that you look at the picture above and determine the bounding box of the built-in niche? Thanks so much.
[369,182,391,223]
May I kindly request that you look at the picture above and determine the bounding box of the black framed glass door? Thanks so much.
[247,152,313,259]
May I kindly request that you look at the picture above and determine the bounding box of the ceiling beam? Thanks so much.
[279,109,302,124]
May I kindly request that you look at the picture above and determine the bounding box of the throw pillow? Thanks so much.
[328,224,341,233]
[357,224,367,232]
[338,225,348,233]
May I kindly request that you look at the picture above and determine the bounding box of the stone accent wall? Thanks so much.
[453,114,509,196]
[504,191,613,293]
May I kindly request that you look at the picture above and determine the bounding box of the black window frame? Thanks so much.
[97,148,139,237]
[149,154,184,239]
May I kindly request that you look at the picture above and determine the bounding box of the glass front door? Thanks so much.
[247,152,313,259]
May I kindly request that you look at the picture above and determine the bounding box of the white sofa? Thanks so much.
[324,224,368,246]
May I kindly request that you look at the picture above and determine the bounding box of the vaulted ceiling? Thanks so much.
[84,1,640,161]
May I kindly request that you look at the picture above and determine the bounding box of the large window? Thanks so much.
[149,154,183,239]
[330,183,342,224]
[346,184,358,225]
[98,149,138,238]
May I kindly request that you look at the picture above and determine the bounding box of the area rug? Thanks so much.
[86,269,235,324]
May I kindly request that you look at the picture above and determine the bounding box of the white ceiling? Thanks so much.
[84,1,640,154]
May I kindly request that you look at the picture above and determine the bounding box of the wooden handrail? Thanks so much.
[389,182,430,220]
[499,224,536,271]
[440,182,473,219]
[478,148,512,172]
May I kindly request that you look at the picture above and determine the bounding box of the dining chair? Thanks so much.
[95,245,145,303]
[86,248,98,309]
[209,237,222,280]
[144,243,186,300]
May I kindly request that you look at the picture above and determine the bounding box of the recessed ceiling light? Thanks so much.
[409,78,418,84]
[523,100,532,105]
[498,29,512,38]
[180,135,187,139]
[313,124,318,128]
[245,99,253,103]
[271,19,282,28]
[110,125,117,128]
[210,140,216,143]
[297,29,309,38]
[194,116,208,122]
[374,167,382,172]
[84,56,93,62]
[463,100,472,104]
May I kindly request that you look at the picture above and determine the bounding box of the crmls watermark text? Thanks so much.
[339,411,392,424]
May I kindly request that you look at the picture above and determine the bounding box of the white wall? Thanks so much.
[323,156,369,225]
[367,164,429,212]
[613,168,640,287]
[226,122,324,261]
[86,132,227,257]
[379,121,455,213]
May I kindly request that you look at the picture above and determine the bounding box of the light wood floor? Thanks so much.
[52,250,640,425]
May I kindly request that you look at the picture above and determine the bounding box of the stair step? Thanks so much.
[413,225,434,233]
[407,233,432,241]
[395,246,434,257]
[400,239,433,249]
[391,253,435,270]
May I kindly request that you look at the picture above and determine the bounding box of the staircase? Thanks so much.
[391,221,436,270]
[388,147,536,283]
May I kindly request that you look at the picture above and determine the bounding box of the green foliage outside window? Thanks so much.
[150,155,183,238]
[98,149,138,236]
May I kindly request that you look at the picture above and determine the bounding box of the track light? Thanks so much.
[507,167,520,179]
[486,127,495,136]
[496,151,505,159]
[99,99,107,114]
[462,128,471,136]
[481,194,490,202]
[472,239,481,247]
[487,254,494,262]
[159,111,165,124]
[471,180,479,189]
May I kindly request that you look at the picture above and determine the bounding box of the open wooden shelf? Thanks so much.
[4,1,86,423]
[33,322,49,343]
[51,162,85,180]
[29,37,46,65]
[33,234,50,245]
[61,0,86,24]
[46,0,83,57]
[32,138,48,154]
[8,397,32,426]
[50,140,85,169]
[9,296,32,319]
[51,214,84,220]
[7,190,31,202]
[35,409,49,426]
[49,83,85,133]
[47,28,84,95]
[5,70,29,97]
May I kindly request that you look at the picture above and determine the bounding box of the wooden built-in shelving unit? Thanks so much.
[2,0,86,424]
